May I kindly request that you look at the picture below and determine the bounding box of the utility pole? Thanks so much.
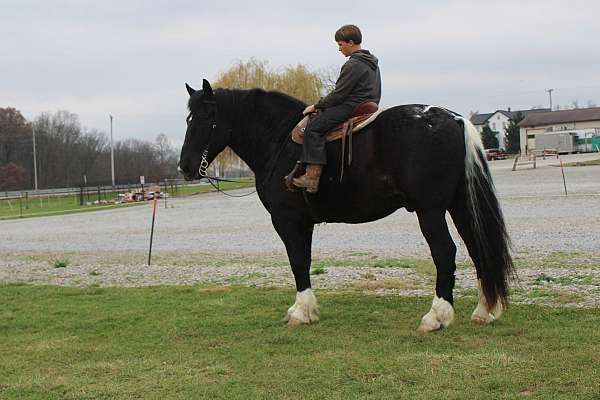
[547,89,554,111]
[32,124,38,191]
[110,115,115,187]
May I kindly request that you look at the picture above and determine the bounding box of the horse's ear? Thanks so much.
[185,83,196,96]
[202,79,214,98]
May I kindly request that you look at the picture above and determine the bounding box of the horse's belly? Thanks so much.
[315,184,407,224]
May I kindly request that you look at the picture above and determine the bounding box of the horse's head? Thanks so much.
[178,79,232,180]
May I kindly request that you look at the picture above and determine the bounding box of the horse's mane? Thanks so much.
[188,87,306,115]
[250,89,307,109]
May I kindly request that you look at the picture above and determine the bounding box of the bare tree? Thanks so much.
[318,65,340,95]
[154,133,178,179]
[77,129,107,184]
[1,107,190,189]
[33,111,83,187]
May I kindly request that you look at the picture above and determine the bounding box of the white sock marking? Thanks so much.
[286,288,320,324]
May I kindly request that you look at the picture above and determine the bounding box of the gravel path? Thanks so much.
[1,153,599,308]
[1,254,599,308]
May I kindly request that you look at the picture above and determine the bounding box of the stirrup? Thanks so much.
[284,161,304,192]
[292,175,319,193]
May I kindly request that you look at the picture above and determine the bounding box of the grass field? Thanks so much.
[563,158,600,167]
[0,179,255,220]
[1,285,599,399]
[0,193,146,220]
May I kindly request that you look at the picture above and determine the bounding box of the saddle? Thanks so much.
[291,101,380,145]
[287,101,382,189]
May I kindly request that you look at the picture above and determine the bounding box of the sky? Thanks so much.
[2,0,599,150]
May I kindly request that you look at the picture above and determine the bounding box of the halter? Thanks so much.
[190,99,257,198]
[188,95,292,199]
[196,99,217,178]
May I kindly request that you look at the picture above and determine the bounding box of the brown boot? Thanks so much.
[292,164,323,193]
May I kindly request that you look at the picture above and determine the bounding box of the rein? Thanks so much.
[199,142,257,198]
[194,98,258,198]
[191,95,295,199]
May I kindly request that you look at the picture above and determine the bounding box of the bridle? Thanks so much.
[187,99,257,198]
[185,96,293,199]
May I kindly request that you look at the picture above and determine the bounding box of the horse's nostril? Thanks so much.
[177,165,184,173]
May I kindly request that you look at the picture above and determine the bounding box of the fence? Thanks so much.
[0,179,201,219]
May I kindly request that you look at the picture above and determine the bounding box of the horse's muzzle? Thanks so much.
[177,163,198,181]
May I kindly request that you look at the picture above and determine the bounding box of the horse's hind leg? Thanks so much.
[271,216,320,325]
[448,204,504,324]
[416,208,457,333]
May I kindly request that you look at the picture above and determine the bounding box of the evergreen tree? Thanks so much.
[481,124,499,149]
[504,111,524,153]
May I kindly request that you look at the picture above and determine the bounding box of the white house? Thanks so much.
[470,108,550,150]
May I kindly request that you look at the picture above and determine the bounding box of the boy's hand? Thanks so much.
[303,104,316,115]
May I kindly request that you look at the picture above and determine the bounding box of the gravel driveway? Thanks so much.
[1,153,599,307]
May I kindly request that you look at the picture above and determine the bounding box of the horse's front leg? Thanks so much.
[271,216,320,325]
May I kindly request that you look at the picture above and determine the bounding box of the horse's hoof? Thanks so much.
[417,296,454,333]
[285,289,320,325]
[416,321,442,333]
[471,302,497,325]
[471,313,495,325]
[287,318,306,326]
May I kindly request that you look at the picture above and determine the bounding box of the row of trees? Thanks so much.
[1,60,329,191]
[0,107,179,191]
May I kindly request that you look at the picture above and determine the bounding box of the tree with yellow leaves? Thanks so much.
[209,59,326,177]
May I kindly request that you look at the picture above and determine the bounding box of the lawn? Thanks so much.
[0,193,145,220]
[562,158,600,167]
[0,179,255,220]
[1,285,598,399]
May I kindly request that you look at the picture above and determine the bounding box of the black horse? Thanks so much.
[179,79,513,332]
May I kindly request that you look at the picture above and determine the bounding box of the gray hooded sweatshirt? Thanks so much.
[315,49,381,110]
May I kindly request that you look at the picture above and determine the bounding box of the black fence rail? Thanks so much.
[0,178,207,219]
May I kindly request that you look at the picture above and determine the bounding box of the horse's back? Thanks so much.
[314,104,467,222]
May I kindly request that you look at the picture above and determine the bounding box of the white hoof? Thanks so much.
[417,296,454,333]
[285,289,320,325]
[471,301,503,324]
[471,303,495,324]
[471,280,503,324]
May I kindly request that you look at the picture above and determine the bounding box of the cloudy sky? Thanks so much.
[2,0,599,149]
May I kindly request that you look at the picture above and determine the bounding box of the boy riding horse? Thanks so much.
[293,24,382,193]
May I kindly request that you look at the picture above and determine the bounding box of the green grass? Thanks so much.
[562,158,600,167]
[173,178,255,196]
[512,251,600,270]
[0,179,255,220]
[312,256,437,276]
[311,266,327,275]
[0,192,143,220]
[1,285,599,399]
[53,259,69,269]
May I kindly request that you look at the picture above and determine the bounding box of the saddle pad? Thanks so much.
[291,109,383,145]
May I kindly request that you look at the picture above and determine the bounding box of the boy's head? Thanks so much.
[334,25,362,45]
